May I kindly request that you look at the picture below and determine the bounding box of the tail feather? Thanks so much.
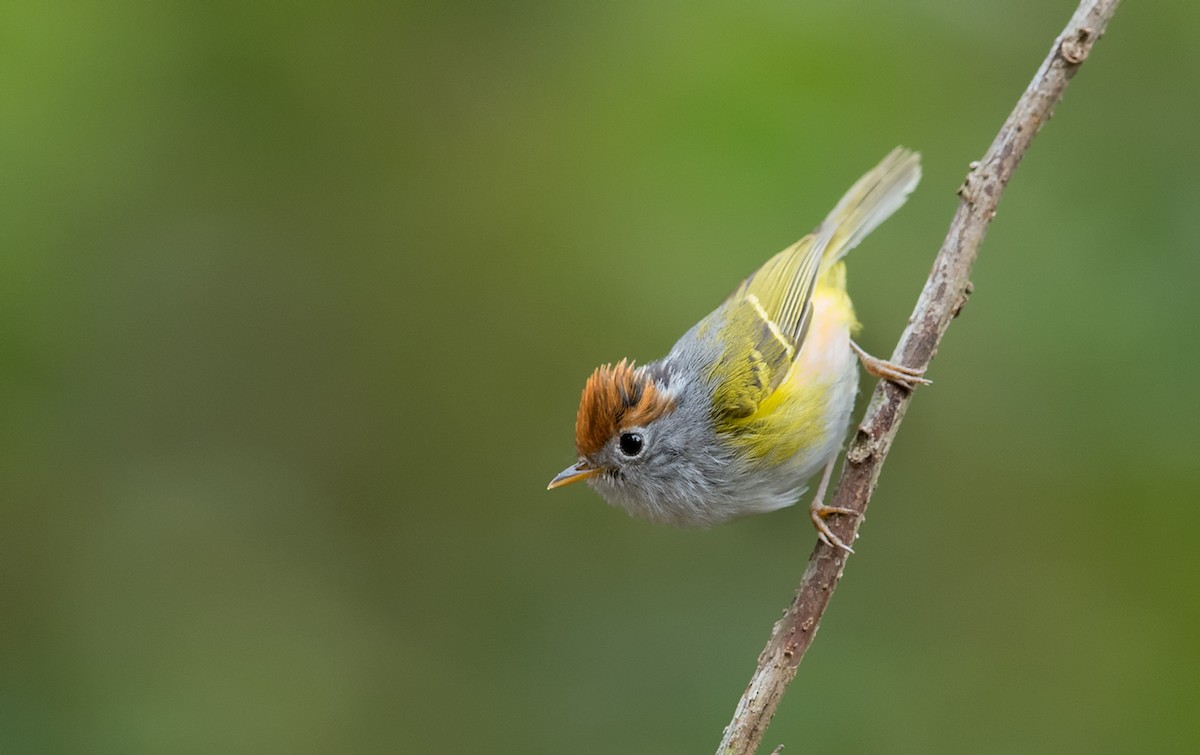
[702,147,921,423]
[816,147,921,275]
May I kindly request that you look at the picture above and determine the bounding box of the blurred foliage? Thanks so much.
[3,1,1199,753]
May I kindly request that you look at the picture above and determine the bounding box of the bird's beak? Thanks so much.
[547,461,601,490]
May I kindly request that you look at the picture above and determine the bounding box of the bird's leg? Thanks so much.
[850,340,931,390]
[808,456,858,554]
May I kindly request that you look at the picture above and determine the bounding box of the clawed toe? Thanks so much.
[850,340,931,390]
[806,457,858,553]
[811,506,859,554]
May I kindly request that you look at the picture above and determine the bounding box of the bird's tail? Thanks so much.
[814,147,921,278]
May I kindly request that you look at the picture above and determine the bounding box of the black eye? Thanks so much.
[618,432,644,457]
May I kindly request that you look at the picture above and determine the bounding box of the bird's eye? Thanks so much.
[618,432,644,457]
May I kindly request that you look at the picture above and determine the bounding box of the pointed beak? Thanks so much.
[547,461,601,490]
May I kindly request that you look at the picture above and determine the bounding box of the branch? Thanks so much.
[717,1,1121,752]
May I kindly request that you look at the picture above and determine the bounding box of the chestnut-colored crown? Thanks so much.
[575,359,675,456]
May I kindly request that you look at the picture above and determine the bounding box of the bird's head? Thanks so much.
[548,359,677,493]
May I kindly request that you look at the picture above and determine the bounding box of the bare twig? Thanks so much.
[717,1,1121,752]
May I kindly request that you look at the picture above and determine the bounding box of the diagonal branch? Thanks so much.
[717,1,1122,752]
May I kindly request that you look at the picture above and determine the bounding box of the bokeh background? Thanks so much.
[4,1,1198,753]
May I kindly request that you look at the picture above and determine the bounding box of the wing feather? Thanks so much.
[703,148,921,429]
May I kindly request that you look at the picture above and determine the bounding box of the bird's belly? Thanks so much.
[787,292,859,458]
[735,293,859,511]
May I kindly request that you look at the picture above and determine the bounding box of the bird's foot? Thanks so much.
[850,340,931,390]
[807,457,857,554]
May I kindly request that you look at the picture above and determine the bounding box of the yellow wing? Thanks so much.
[705,236,824,423]
[706,148,922,431]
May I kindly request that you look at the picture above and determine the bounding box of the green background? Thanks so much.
[4,1,1198,753]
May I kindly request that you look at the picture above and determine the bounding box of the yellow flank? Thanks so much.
[728,371,831,464]
[815,261,861,335]
[722,263,859,464]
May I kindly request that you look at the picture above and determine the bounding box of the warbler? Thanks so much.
[548,148,928,551]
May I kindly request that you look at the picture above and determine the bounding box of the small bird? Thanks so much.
[548,148,928,552]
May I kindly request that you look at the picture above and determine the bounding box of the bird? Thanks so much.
[548,148,928,552]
